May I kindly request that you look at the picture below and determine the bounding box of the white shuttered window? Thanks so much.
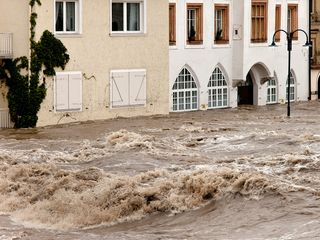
[110,69,146,108]
[55,72,82,112]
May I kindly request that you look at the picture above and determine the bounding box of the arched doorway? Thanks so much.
[238,63,271,106]
[238,71,254,105]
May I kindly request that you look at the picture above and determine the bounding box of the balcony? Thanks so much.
[0,33,13,59]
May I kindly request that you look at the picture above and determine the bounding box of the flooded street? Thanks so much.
[0,101,320,240]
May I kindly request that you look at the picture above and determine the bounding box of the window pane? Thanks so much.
[66,2,75,31]
[127,3,140,31]
[172,68,198,111]
[169,4,176,44]
[215,10,223,40]
[187,9,196,41]
[112,3,124,31]
[55,2,64,31]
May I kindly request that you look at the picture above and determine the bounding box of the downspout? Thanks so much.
[308,0,312,100]
[28,3,32,81]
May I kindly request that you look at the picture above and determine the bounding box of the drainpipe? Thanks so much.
[28,3,32,80]
[308,0,312,100]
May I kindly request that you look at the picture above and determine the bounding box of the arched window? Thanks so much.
[208,67,228,108]
[286,71,295,102]
[172,68,198,111]
[267,78,277,104]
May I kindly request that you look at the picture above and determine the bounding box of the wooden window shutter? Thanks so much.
[169,3,176,45]
[251,0,268,43]
[275,5,281,41]
[68,72,82,111]
[288,4,298,40]
[111,71,130,107]
[55,73,69,111]
[129,70,146,106]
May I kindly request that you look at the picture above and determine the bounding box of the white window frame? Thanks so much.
[54,71,83,112]
[208,67,229,109]
[267,79,277,104]
[172,68,199,112]
[187,8,197,39]
[286,72,296,102]
[110,0,146,35]
[54,0,82,35]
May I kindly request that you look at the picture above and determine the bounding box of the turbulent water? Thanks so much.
[0,102,320,239]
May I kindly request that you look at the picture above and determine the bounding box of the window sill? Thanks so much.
[55,109,82,113]
[55,33,83,38]
[249,42,269,47]
[110,104,146,109]
[169,45,178,50]
[185,44,204,49]
[109,32,146,37]
[212,44,231,49]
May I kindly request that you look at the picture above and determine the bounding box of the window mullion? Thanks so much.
[63,1,66,32]
[140,2,143,32]
[124,2,127,32]
[75,1,79,32]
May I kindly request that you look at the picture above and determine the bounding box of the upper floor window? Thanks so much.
[288,4,298,40]
[169,3,176,45]
[275,5,281,42]
[251,0,268,43]
[186,4,203,45]
[111,0,145,34]
[214,4,229,44]
[55,0,80,34]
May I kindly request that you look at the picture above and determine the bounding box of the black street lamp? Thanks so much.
[270,29,311,117]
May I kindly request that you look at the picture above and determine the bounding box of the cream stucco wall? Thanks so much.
[32,0,169,126]
[0,0,29,59]
[0,0,29,109]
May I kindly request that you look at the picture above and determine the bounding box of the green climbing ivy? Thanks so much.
[0,0,69,128]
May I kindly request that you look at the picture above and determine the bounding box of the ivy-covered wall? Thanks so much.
[0,0,69,128]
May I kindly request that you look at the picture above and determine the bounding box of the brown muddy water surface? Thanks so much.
[0,102,320,239]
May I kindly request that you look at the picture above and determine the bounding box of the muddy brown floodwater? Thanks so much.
[0,102,320,240]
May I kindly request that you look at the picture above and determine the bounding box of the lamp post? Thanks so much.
[270,29,311,117]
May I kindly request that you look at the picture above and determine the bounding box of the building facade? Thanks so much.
[0,0,311,127]
[169,0,309,112]
[0,0,169,127]
[311,0,320,99]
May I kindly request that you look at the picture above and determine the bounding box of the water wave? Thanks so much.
[0,161,310,230]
